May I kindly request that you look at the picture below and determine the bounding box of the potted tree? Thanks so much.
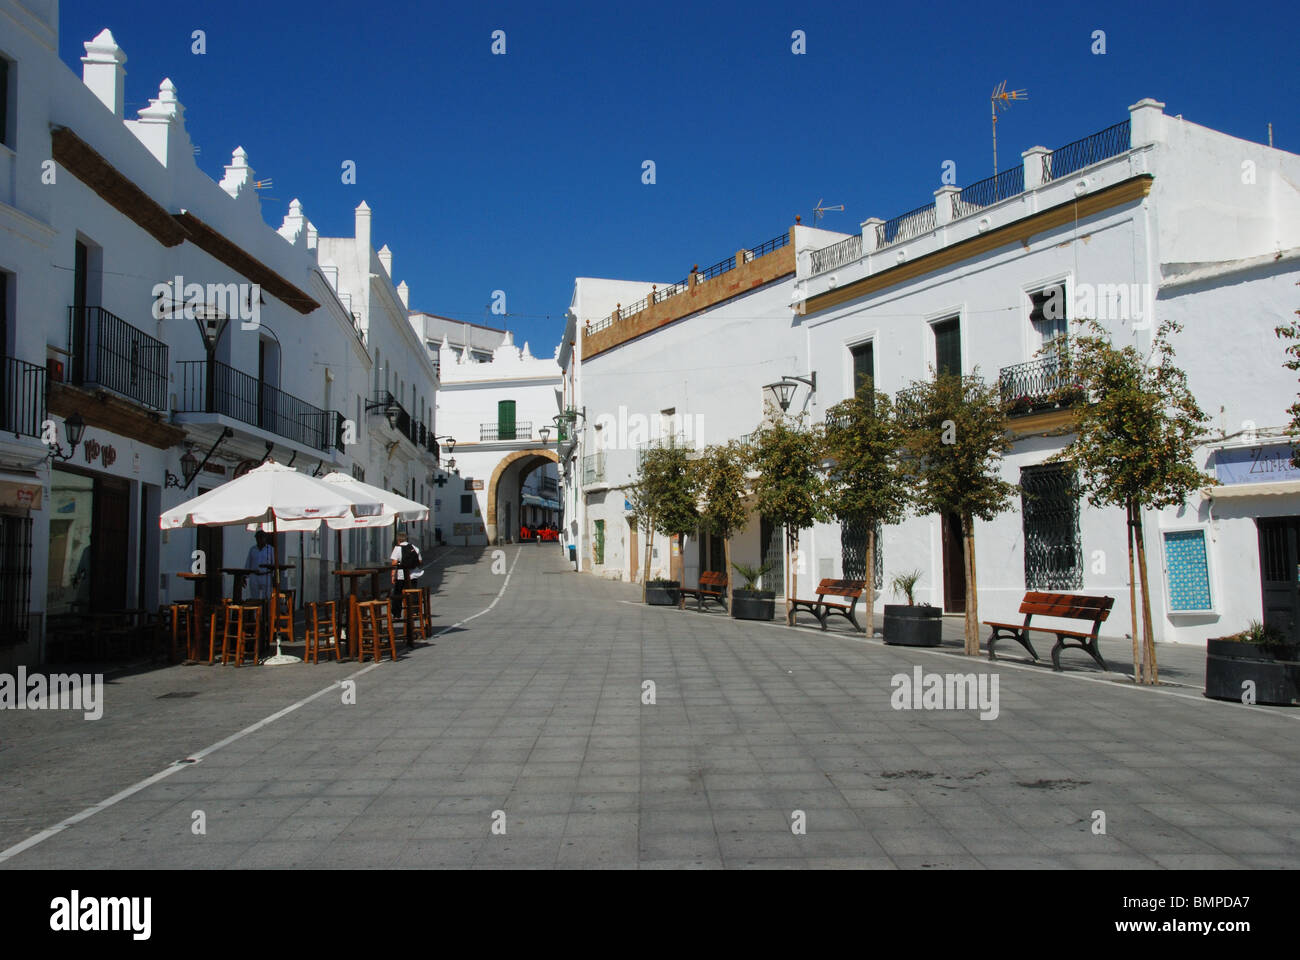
[1205,621,1300,706]
[730,561,776,621]
[748,415,830,625]
[823,378,911,638]
[896,371,1016,655]
[882,570,941,646]
[638,439,697,606]
[694,439,751,609]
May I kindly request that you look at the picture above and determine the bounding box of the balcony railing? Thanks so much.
[583,452,606,485]
[999,345,1082,415]
[879,203,937,248]
[1,356,46,439]
[480,422,533,441]
[810,234,863,276]
[1043,120,1131,182]
[952,166,1026,219]
[636,435,693,470]
[67,306,168,410]
[176,360,334,451]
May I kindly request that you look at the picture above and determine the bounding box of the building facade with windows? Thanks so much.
[0,6,440,668]
[794,98,1300,644]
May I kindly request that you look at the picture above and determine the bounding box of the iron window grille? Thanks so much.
[1020,464,1083,590]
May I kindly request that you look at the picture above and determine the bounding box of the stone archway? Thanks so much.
[486,448,560,544]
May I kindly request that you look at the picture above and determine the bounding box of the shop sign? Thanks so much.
[1214,444,1300,485]
[82,439,117,469]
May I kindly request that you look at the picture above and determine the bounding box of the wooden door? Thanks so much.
[90,476,129,612]
[941,512,966,613]
[1258,518,1300,642]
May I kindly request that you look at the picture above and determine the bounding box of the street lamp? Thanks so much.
[166,447,200,488]
[539,425,552,444]
[763,373,817,413]
[49,412,86,461]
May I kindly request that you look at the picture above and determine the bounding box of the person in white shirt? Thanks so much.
[245,531,274,600]
[389,531,423,622]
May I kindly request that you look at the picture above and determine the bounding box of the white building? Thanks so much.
[0,6,440,668]
[409,312,504,375]
[432,331,562,545]
[568,99,1300,648]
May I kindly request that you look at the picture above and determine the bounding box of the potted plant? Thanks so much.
[1205,620,1300,706]
[645,578,681,606]
[882,569,941,646]
[730,561,775,621]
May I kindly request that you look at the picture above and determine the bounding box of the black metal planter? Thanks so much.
[645,582,681,606]
[1205,639,1300,706]
[882,604,942,646]
[731,589,776,621]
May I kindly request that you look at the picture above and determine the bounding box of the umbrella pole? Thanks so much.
[263,510,301,665]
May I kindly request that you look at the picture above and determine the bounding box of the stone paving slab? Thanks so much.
[2,541,1298,869]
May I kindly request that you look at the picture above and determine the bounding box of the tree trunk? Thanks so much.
[641,519,653,602]
[1126,500,1140,684]
[863,526,876,637]
[785,529,795,625]
[724,536,733,606]
[1133,506,1158,684]
[961,513,979,655]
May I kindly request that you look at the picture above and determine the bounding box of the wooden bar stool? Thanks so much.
[400,587,431,645]
[305,601,341,663]
[269,589,296,647]
[206,599,234,664]
[356,599,397,663]
[168,601,197,663]
[223,604,263,666]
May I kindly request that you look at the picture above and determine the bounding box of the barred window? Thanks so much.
[840,515,883,589]
[1020,464,1083,590]
[0,515,33,643]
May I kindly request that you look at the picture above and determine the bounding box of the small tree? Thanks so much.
[1272,284,1300,467]
[624,480,654,601]
[693,439,752,604]
[637,440,698,585]
[897,370,1016,655]
[1055,317,1212,684]
[748,416,830,624]
[824,378,912,636]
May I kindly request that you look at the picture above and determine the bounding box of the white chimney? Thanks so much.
[378,244,393,277]
[82,29,127,118]
[355,201,372,252]
[397,281,409,307]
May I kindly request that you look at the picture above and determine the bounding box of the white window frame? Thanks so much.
[1159,525,1218,616]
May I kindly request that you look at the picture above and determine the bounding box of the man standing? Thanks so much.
[389,531,423,627]
[245,531,274,600]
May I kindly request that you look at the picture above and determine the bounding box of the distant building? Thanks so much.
[408,313,505,376]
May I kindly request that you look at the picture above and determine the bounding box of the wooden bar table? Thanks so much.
[331,568,381,660]
[174,573,220,662]
[220,567,260,603]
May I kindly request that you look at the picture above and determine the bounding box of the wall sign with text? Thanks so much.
[1213,444,1300,485]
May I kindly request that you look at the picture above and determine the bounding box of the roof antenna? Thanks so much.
[812,198,844,226]
[990,80,1029,175]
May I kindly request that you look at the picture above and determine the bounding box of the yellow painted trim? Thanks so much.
[803,175,1154,315]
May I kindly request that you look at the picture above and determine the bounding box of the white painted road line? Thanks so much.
[0,546,522,865]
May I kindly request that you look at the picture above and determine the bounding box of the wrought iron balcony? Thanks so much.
[480,422,532,441]
[810,234,863,276]
[999,345,1083,415]
[1043,120,1131,182]
[66,305,168,410]
[1,356,46,439]
[176,359,334,451]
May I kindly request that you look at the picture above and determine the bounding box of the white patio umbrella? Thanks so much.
[160,461,386,664]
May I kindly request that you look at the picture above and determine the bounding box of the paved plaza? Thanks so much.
[2,544,1298,870]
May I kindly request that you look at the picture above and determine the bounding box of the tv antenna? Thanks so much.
[990,81,1028,175]
[812,198,844,225]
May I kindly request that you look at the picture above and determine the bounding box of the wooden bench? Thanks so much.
[790,579,866,632]
[680,571,728,611]
[984,591,1115,671]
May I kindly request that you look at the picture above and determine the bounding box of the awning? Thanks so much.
[0,472,44,511]
[1202,481,1300,499]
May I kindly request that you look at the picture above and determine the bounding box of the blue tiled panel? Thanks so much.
[1165,530,1212,611]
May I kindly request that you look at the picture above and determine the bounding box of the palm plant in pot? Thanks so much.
[1205,620,1300,706]
[882,569,941,646]
[730,561,776,621]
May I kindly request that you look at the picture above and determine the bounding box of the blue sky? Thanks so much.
[61,0,1296,357]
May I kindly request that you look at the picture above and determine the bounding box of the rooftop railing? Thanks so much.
[879,202,937,249]
[810,234,863,275]
[952,165,1026,218]
[1043,120,1131,182]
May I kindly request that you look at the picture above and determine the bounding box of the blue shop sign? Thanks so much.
[1214,444,1300,485]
